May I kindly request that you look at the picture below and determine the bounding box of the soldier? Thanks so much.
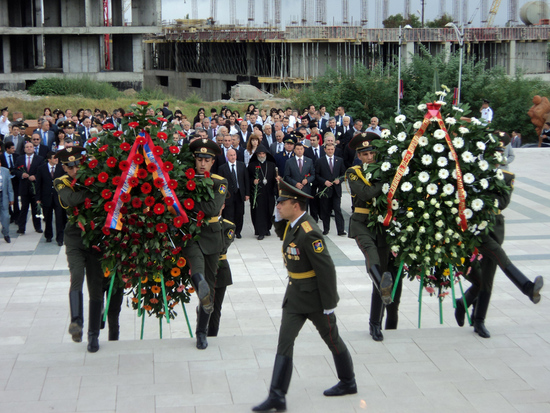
[455,138,543,338]
[62,121,82,145]
[252,179,356,412]
[54,147,104,352]
[346,132,393,342]
[181,138,227,349]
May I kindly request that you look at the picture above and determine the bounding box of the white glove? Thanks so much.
[323,308,335,315]
[274,207,283,222]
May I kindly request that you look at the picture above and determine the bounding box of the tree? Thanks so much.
[425,14,453,28]
[383,13,422,29]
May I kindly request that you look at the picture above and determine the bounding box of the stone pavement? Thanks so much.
[0,148,549,413]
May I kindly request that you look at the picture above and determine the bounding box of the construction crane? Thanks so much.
[486,0,502,27]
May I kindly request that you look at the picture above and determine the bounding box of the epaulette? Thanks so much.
[348,165,371,186]
[222,219,235,225]
[211,173,224,180]
[301,221,313,233]
[502,170,514,176]
[54,174,74,191]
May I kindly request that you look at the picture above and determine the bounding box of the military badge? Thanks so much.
[57,183,65,190]
[227,229,234,239]
[219,184,227,194]
[349,173,358,181]
[312,240,324,253]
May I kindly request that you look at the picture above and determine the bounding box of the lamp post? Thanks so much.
[397,24,411,114]
[446,22,464,105]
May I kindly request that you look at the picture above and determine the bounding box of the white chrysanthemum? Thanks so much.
[419,226,426,233]
[382,183,390,194]
[445,201,453,207]
[418,136,429,146]
[397,132,407,142]
[438,169,449,179]
[435,210,442,216]
[395,115,406,124]
[403,166,410,176]
[443,184,455,195]
[417,200,425,208]
[452,106,464,113]
[365,172,372,181]
[435,232,443,241]
[406,211,414,218]
[461,151,475,163]
[418,104,427,111]
[430,198,437,205]
[378,215,384,222]
[406,225,414,232]
[427,183,438,195]
[480,178,489,189]
[388,145,399,155]
[391,245,400,252]
[476,141,486,151]
[421,154,433,165]
[401,149,409,159]
[452,137,464,148]
[471,117,482,126]
[413,121,422,129]
[392,199,399,210]
[437,157,448,167]
[445,117,457,125]
[463,173,475,184]
[381,129,391,138]
[434,129,446,139]
[451,169,457,179]
[425,256,431,263]
[409,253,417,260]
[458,127,470,134]
[495,152,503,163]
[478,160,489,171]
[451,207,458,214]
[381,162,391,172]
[435,91,447,97]
[423,213,430,219]
[433,143,445,153]
[471,198,484,211]
[401,182,413,192]
[448,151,456,161]
[418,172,430,183]
[416,187,423,193]
[464,208,473,219]
[400,236,407,243]
[478,221,488,230]
[496,169,504,180]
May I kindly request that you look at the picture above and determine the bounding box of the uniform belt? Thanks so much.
[288,270,316,279]
[219,254,227,260]
[208,217,220,223]
[354,207,370,214]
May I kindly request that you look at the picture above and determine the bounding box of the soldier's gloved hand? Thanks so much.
[323,308,335,315]
[274,206,283,222]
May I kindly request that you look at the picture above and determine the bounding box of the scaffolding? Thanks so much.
[343,0,349,25]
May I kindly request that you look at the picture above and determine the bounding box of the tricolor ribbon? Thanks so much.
[383,102,467,231]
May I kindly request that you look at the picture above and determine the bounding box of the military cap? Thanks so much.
[189,137,221,158]
[349,132,379,152]
[283,134,296,145]
[1,107,7,112]
[483,99,490,104]
[93,119,103,127]
[277,178,313,203]
[55,146,86,167]
[63,120,77,129]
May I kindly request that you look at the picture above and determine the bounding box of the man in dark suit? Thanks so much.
[0,141,20,223]
[35,119,56,149]
[30,133,49,158]
[304,134,325,162]
[323,118,344,145]
[77,117,93,144]
[334,106,352,126]
[218,148,249,238]
[315,143,346,236]
[274,136,296,173]
[304,134,324,221]
[283,142,315,198]
[230,135,245,163]
[214,134,234,172]
[270,130,285,155]
[237,120,252,147]
[262,123,274,148]
[4,123,26,156]
[36,151,66,245]
[161,101,173,122]
[15,141,44,234]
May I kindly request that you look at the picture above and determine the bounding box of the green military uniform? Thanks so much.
[253,179,356,413]
[208,218,236,337]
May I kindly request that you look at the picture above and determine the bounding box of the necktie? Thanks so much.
[35,147,39,155]
[314,148,318,159]
[27,156,31,170]
[213,129,216,137]
[43,132,47,145]
[8,154,12,168]
[50,166,55,178]
[278,143,282,152]
[329,157,333,173]
[231,163,238,190]
[332,128,335,134]
[298,158,302,173]
[87,128,90,139]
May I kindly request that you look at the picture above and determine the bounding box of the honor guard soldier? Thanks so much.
[455,134,543,338]
[62,121,82,145]
[346,132,393,342]
[181,138,228,349]
[252,179,357,412]
[54,147,104,352]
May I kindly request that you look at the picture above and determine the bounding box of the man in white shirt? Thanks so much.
[365,117,382,136]
[480,99,493,124]
[0,107,11,138]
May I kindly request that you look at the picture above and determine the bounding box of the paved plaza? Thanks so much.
[0,148,549,412]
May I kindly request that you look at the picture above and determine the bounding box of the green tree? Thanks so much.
[383,14,422,29]
[425,13,453,28]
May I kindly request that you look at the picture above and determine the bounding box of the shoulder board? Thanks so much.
[301,221,313,233]
[351,165,361,171]
[54,175,74,191]
[211,173,224,180]
[222,219,235,225]
[502,170,514,176]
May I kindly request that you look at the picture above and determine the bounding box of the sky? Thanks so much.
[159,0,544,28]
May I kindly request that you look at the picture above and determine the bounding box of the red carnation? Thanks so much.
[102,227,111,235]
[153,146,164,156]
[156,223,168,233]
[120,206,128,214]
[103,123,115,130]
[84,177,95,186]
[106,157,117,167]
[88,159,98,169]
[157,117,168,122]
[125,112,134,117]
[90,220,96,230]
[128,122,139,128]
[185,168,195,179]
[196,211,205,220]
[120,193,131,203]
[73,206,79,216]
[136,136,146,145]
[134,154,144,164]
[256,165,261,169]
[204,171,210,178]
[141,182,152,194]
[184,198,194,210]
[113,131,123,138]
[144,196,155,207]
[168,179,178,189]
[132,197,142,208]
[84,198,92,209]
[157,132,168,140]
[172,246,182,255]
[120,142,131,151]
[112,176,121,186]
[128,177,139,187]
[97,172,109,183]
[153,203,165,215]
[98,145,108,152]
[87,137,98,144]
[137,169,148,179]
[173,216,185,228]
[104,202,115,213]
[137,101,149,106]
[154,177,164,188]
[162,161,174,172]
[101,189,112,200]
[148,119,158,126]
[186,180,196,191]
[178,131,186,137]
[169,146,179,154]
[119,160,130,171]
[147,163,157,173]
[165,197,174,206]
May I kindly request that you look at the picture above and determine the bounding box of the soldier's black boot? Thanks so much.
[107,288,124,341]
[473,291,491,339]
[252,354,293,412]
[87,300,103,352]
[455,287,477,327]
[385,273,402,330]
[196,305,211,350]
[369,265,393,305]
[190,273,212,312]
[503,264,544,304]
[369,290,384,342]
[68,291,83,342]
[324,350,357,396]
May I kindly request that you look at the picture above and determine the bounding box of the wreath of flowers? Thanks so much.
[66,101,215,319]
[365,90,510,296]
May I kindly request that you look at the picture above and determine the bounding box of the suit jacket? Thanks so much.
[207,127,219,141]
[218,161,250,202]
[283,156,316,195]
[270,141,285,156]
[34,144,49,159]
[262,133,274,147]
[4,134,26,156]
[14,153,44,196]
[0,152,16,170]
[323,126,344,141]
[334,114,353,126]
[35,163,64,207]
[78,126,93,143]
[237,130,252,147]
[232,146,245,163]
[315,155,346,198]
[304,145,325,163]
[318,118,328,132]
[0,166,14,208]
[34,129,56,149]
[274,151,294,174]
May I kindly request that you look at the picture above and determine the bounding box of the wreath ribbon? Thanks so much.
[383,102,467,231]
